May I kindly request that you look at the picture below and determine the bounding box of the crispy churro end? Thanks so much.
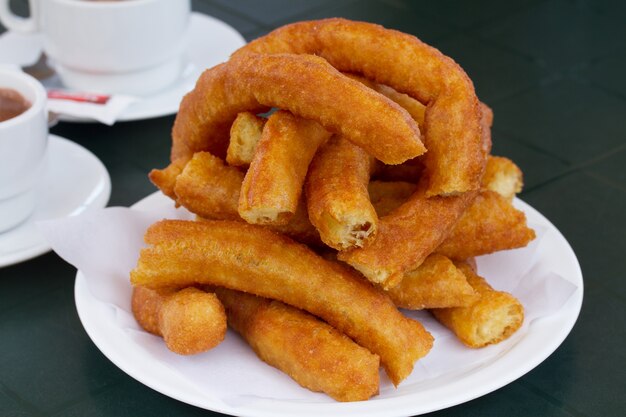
[159,288,228,355]
[320,211,377,250]
[227,112,265,167]
[471,298,524,348]
[148,158,188,200]
[337,256,403,290]
[482,156,524,200]
[432,264,525,348]
[239,207,294,226]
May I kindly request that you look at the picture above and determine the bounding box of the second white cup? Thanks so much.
[0,69,48,233]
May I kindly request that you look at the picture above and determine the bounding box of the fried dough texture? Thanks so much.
[338,184,476,289]
[174,152,244,221]
[306,135,377,250]
[353,73,492,158]
[216,288,380,401]
[363,181,535,262]
[131,286,175,336]
[235,18,485,196]
[347,74,426,126]
[436,190,536,260]
[481,156,523,201]
[479,102,494,156]
[239,110,331,225]
[130,219,433,385]
[174,152,321,246]
[372,101,491,185]
[131,286,227,355]
[431,263,524,348]
[226,112,265,167]
[385,254,479,310]
[151,52,425,198]
[148,157,187,201]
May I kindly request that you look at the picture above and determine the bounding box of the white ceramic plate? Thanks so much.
[74,192,583,417]
[0,135,110,267]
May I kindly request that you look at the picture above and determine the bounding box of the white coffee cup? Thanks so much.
[0,69,48,233]
[0,0,191,96]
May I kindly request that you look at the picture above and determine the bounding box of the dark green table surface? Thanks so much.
[2,1,625,416]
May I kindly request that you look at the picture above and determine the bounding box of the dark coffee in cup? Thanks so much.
[0,88,30,122]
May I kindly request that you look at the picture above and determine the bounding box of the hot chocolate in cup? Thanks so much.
[0,0,191,96]
[0,69,48,233]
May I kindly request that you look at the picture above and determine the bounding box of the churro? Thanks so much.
[216,288,380,401]
[131,219,433,385]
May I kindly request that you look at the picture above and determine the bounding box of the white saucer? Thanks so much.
[0,12,246,123]
[0,135,111,267]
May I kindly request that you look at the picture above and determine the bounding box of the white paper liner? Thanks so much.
[38,202,578,407]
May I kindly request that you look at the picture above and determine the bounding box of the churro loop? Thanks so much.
[235,18,485,196]
[168,51,423,170]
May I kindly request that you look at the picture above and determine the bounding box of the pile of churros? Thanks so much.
[129,18,536,402]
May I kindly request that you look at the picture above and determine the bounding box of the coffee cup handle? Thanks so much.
[0,0,38,33]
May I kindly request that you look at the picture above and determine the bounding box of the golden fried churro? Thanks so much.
[305,135,377,250]
[131,286,227,355]
[204,53,423,164]
[364,182,534,264]
[482,156,523,201]
[431,262,524,348]
[215,288,380,401]
[346,74,426,126]
[317,249,477,310]
[239,110,331,225]
[436,190,536,260]
[148,157,187,201]
[226,112,265,167]
[385,254,479,310]
[174,152,321,246]
[367,181,533,261]
[373,101,491,184]
[174,152,244,221]
[235,18,485,196]
[338,184,476,289]
[131,219,433,385]
[150,52,425,198]
[132,286,175,336]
